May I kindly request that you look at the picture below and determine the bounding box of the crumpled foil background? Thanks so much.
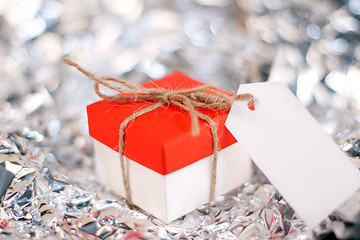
[1,0,360,239]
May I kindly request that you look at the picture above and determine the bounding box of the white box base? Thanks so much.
[93,139,251,223]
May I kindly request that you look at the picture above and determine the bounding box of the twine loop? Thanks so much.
[64,58,254,206]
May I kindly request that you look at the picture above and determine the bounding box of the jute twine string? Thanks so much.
[64,58,254,206]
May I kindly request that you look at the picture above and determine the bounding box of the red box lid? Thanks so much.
[87,72,237,175]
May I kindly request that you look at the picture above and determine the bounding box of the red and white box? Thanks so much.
[87,72,251,223]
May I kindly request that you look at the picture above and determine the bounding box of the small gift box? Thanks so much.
[87,72,251,223]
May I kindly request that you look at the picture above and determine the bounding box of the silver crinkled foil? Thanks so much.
[1,0,360,239]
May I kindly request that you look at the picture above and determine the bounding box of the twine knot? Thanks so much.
[64,58,254,206]
[161,91,178,105]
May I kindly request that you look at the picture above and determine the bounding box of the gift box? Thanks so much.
[87,72,251,223]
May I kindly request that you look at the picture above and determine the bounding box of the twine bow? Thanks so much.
[64,58,254,205]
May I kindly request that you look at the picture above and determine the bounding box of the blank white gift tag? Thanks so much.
[225,82,360,228]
